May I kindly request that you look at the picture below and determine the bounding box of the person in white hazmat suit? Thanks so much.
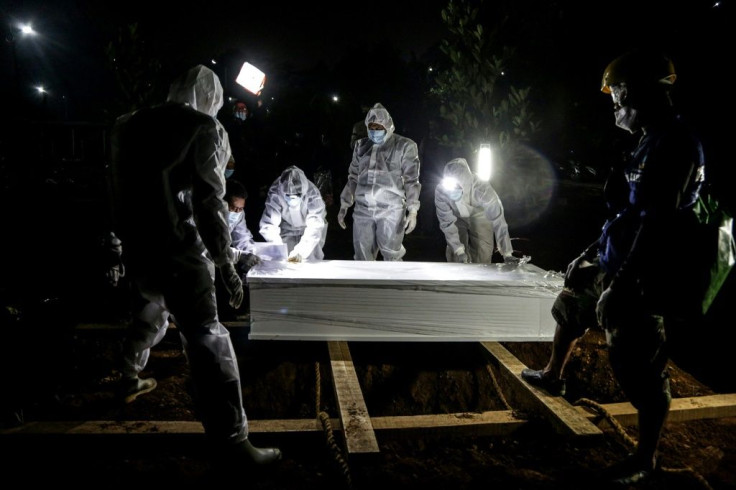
[435,158,519,264]
[337,103,421,260]
[225,179,261,271]
[110,64,281,465]
[259,165,328,262]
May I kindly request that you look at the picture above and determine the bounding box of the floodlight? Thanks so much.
[235,62,266,95]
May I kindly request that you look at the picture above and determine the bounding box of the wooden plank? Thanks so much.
[480,341,603,438]
[327,341,380,456]
[2,394,735,438]
[580,393,736,428]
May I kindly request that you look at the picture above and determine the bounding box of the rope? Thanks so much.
[485,363,512,411]
[315,361,353,489]
[575,398,713,490]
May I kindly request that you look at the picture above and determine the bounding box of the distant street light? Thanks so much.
[6,21,39,110]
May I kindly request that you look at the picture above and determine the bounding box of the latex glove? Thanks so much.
[103,232,125,287]
[240,253,262,268]
[287,249,303,263]
[106,264,125,287]
[596,286,614,330]
[456,252,470,263]
[337,206,348,230]
[404,211,417,234]
[219,262,244,309]
[564,253,593,289]
[503,254,521,265]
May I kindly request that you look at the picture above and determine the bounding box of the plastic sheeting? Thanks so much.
[247,260,563,341]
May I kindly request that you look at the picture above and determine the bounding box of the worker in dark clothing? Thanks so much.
[520,49,705,486]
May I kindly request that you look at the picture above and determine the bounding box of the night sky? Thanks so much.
[2,1,732,120]
[1,0,733,185]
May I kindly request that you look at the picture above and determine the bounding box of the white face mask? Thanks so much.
[286,195,302,208]
[610,83,640,133]
[227,211,242,229]
[614,106,640,133]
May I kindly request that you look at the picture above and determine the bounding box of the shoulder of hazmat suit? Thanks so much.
[111,64,233,269]
[339,103,421,213]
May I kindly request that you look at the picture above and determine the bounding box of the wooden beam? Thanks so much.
[480,341,603,438]
[327,341,380,456]
[3,394,735,438]
[579,393,736,428]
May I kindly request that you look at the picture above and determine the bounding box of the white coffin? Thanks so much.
[246,260,564,342]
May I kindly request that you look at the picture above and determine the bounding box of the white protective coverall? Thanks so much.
[435,158,514,263]
[229,212,256,259]
[338,103,421,261]
[111,65,249,446]
[259,165,328,261]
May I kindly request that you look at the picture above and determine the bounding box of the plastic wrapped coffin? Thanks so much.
[246,260,563,341]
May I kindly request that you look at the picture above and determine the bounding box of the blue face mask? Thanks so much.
[286,195,302,208]
[224,168,235,179]
[447,188,463,201]
[368,129,386,144]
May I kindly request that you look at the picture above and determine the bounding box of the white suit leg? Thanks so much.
[352,214,379,260]
[468,214,494,263]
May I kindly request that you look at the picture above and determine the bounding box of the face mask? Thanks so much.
[224,168,235,179]
[286,195,302,208]
[227,211,242,228]
[610,84,640,133]
[234,111,246,121]
[447,188,463,201]
[614,106,640,133]
[368,129,386,144]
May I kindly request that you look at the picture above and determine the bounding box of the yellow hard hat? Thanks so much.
[601,50,677,94]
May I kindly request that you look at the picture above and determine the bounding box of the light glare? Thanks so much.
[478,144,492,181]
[235,62,266,95]
[442,177,459,191]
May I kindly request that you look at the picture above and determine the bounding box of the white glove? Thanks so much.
[457,252,470,263]
[503,254,521,265]
[404,211,417,234]
[219,262,244,309]
[337,206,348,230]
[287,249,303,263]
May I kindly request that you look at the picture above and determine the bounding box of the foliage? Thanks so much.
[429,0,540,160]
[104,23,164,120]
